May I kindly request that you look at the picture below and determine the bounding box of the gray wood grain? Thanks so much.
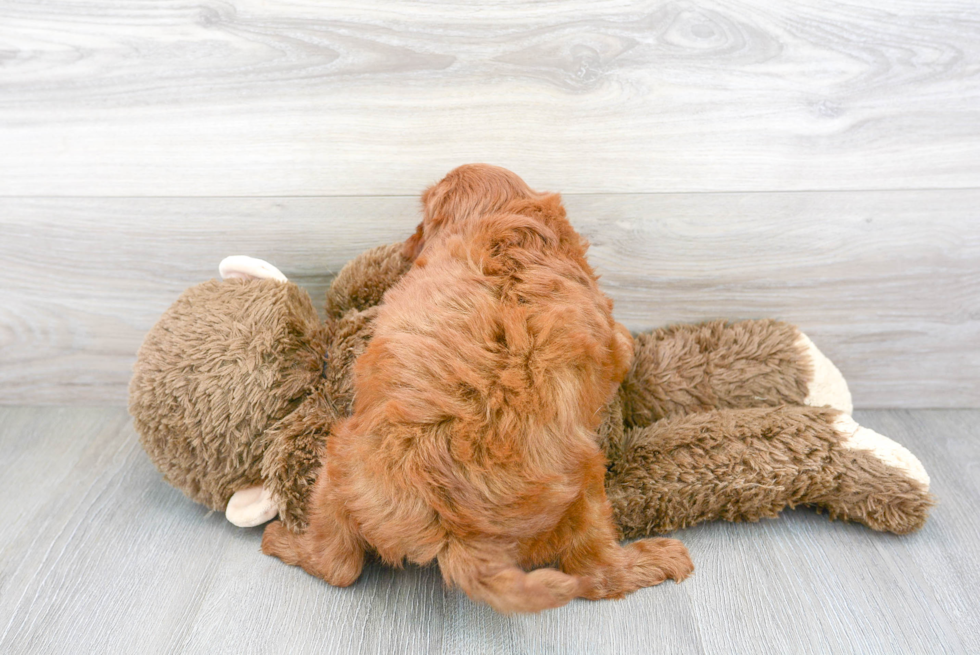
[685,412,980,654]
[1,1,979,195]
[1,406,978,654]
[1,191,977,407]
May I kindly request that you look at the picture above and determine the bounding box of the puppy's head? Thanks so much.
[403,164,541,259]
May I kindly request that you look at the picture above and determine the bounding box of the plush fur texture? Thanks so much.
[607,406,933,536]
[620,319,810,425]
[325,242,413,321]
[131,167,935,607]
[260,165,693,612]
[130,278,378,531]
[130,279,328,514]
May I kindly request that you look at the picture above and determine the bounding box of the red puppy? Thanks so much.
[263,164,693,612]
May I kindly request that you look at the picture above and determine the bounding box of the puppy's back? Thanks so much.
[262,166,691,612]
[348,209,631,548]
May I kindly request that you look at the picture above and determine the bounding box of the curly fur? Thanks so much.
[261,164,693,612]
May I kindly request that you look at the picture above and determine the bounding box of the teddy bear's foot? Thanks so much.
[796,331,853,414]
[833,414,930,488]
[226,485,278,527]
[818,414,933,534]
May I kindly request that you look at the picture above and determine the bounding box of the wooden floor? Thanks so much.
[1,406,977,654]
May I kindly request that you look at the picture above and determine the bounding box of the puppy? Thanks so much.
[263,164,693,612]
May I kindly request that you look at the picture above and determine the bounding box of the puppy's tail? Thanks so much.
[437,541,584,614]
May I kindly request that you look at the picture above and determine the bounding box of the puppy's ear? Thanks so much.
[610,321,635,383]
[406,180,450,260]
[537,193,566,218]
[402,221,426,260]
[421,179,453,227]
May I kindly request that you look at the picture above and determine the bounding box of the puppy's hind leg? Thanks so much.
[559,476,693,600]
[262,501,366,588]
[438,540,587,614]
[565,529,693,601]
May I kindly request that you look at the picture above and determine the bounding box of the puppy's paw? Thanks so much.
[629,537,694,584]
[797,332,853,414]
[263,520,365,587]
[261,520,297,564]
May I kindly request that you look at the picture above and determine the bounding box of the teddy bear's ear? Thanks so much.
[218,256,288,282]
[225,485,279,527]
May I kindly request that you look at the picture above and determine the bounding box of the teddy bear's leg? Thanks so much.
[225,485,278,527]
[621,320,852,427]
[831,414,929,486]
[259,392,335,534]
[605,406,934,537]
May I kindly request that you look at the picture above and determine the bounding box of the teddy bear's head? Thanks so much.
[129,244,416,531]
[129,277,329,521]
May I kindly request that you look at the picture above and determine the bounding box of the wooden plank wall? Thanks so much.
[1,1,978,407]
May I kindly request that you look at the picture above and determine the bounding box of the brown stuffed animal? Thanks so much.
[130,247,934,539]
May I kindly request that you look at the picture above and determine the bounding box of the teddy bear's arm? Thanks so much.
[619,319,852,427]
[605,405,933,537]
[325,243,413,320]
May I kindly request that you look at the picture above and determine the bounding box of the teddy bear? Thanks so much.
[129,245,934,540]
